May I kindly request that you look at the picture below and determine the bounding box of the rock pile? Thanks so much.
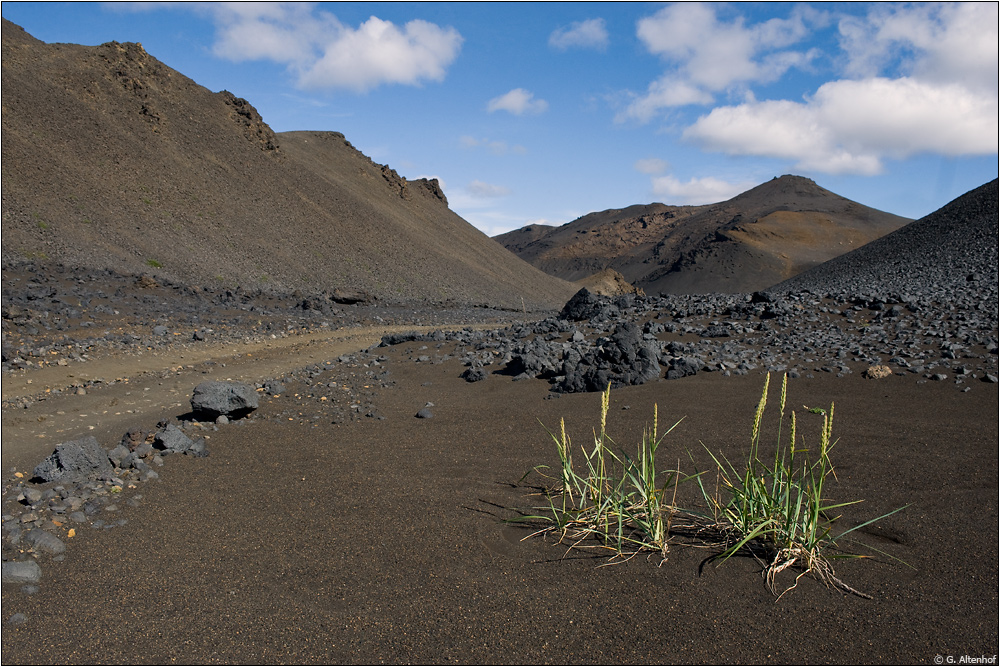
[380,280,997,393]
[2,420,209,585]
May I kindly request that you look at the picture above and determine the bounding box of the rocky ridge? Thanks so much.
[496,175,912,295]
[1,19,574,309]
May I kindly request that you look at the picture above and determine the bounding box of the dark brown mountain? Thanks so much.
[495,176,912,295]
[0,20,575,308]
[768,178,998,302]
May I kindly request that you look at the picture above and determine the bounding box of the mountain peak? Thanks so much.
[497,176,912,295]
[0,20,575,308]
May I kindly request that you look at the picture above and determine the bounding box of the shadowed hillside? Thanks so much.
[0,20,575,309]
[496,175,911,295]
[768,179,999,304]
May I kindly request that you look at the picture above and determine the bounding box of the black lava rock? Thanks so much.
[191,381,259,418]
[32,436,113,483]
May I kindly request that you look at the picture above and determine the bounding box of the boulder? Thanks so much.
[32,436,113,483]
[559,288,618,322]
[190,381,258,418]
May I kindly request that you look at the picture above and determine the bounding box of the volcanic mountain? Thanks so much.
[0,20,575,309]
[496,176,911,295]
[768,178,999,304]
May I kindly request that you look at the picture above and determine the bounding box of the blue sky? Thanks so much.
[3,2,997,235]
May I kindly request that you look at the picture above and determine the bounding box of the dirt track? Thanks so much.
[1,323,482,472]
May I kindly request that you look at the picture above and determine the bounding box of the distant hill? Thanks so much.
[495,175,911,295]
[768,179,999,304]
[0,19,576,309]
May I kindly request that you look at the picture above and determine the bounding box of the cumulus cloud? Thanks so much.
[487,88,549,115]
[459,136,527,155]
[201,4,462,92]
[208,3,336,65]
[621,3,821,121]
[647,3,999,175]
[300,17,463,91]
[633,158,670,175]
[684,76,998,175]
[839,2,998,94]
[549,18,609,51]
[650,175,754,205]
[617,77,714,123]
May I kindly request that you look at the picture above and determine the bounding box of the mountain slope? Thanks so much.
[496,176,911,295]
[768,179,999,305]
[0,20,575,308]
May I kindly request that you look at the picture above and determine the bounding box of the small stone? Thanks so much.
[415,408,433,419]
[107,444,130,468]
[24,528,66,555]
[862,365,893,380]
[460,366,487,383]
[21,488,43,505]
[1,561,41,584]
[6,613,29,627]
[154,424,195,453]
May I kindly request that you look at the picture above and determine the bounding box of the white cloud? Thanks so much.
[466,180,512,199]
[487,88,549,115]
[633,158,669,175]
[643,3,1000,175]
[208,3,335,65]
[201,4,462,92]
[549,18,609,51]
[622,3,821,121]
[459,136,527,155]
[300,17,463,91]
[650,175,754,205]
[618,77,714,123]
[839,3,998,94]
[684,77,998,175]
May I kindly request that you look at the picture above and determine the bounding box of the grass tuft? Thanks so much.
[515,374,906,599]
[518,383,689,563]
[692,372,910,598]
